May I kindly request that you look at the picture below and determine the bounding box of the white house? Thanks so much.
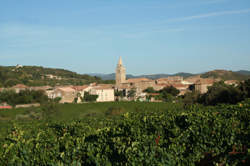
[90,84,115,102]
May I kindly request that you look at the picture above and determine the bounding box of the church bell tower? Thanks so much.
[116,57,126,86]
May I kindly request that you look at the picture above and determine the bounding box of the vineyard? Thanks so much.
[0,101,249,165]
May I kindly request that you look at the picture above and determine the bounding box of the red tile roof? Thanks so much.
[148,93,160,96]
[72,85,89,91]
[0,106,12,109]
[126,78,152,83]
[195,79,215,85]
[12,84,28,89]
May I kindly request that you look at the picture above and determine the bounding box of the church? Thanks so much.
[115,57,168,97]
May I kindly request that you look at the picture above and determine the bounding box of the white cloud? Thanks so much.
[169,9,250,22]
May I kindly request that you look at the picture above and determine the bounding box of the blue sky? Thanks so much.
[0,0,250,75]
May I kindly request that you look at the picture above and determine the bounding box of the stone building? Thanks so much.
[11,84,28,93]
[115,57,192,98]
[116,57,126,87]
[49,86,77,103]
[195,79,215,94]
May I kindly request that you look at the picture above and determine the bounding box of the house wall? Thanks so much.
[195,84,212,94]
[91,89,115,102]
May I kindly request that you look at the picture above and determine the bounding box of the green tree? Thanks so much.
[182,91,201,105]
[239,79,250,98]
[160,86,180,97]
[4,79,22,87]
[83,92,98,102]
[127,89,136,100]
[115,90,124,98]
[199,81,243,105]
[143,87,156,93]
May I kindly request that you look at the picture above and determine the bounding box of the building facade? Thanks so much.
[116,57,126,87]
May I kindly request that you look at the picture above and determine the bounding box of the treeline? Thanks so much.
[182,79,250,105]
[0,90,49,107]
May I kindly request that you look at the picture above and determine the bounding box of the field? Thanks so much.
[0,101,249,165]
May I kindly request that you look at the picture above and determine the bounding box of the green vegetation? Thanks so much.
[144,86,180,102]
[82,92,98,102]
[182,79,250,106]
[0,89,49,107]
[0,101,249,165]
[0,66,111,87]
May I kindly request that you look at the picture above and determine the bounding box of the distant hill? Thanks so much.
[0,66,102,87]
[91,70,250,81]
[236,70,250,76]
[90,72,194,80]
[200,70,250,81]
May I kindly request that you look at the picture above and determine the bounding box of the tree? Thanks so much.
[143,87,156,93]
[199,81,243,105]
[83,92,98,102]
[115,90,124,98]
[4,79,22,87]
[239,79,250,98]
[162,93,174,102]
[127,89,136,100]
[0,89,49,106]
[160,86,180,97]
[182,91,201,105]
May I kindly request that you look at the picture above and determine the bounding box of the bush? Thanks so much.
[0,89,49,106]
[159,86,180,97]
[199,82,243,105]
[83,92,98,102]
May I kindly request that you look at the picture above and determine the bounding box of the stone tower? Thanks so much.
[116,57,126,86]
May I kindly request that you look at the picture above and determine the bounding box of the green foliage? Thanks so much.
[239,79,250,98]
[114,90,124,98]
[83,92,98,102]
[199,81,243,105]
[143,87,157,93]
[0,89,49,106]
[160,86,180,97]
[127,89,136,99]
[0,66,102,87]
[183,79,250,106]
[0,101,249,165]
[182,91,201,105]
[52,97,62,103]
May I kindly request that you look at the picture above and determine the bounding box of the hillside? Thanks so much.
[0,66,103,87]
[200,70,250,81]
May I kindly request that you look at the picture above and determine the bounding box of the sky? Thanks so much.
[0,0,250,75]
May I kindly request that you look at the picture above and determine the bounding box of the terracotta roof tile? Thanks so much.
[12,84,28,88]
[126,78,152,83]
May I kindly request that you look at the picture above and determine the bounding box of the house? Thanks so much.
[156,76,183,84]
[90,84,115,102]
[224,80,239,86]
[48,86,77,103]
[195,79,215,94]
[72,85,91,97]
[171,83,190,96]
[0,102,12,109]
[29,86,52,91]
[11,84,28,93]
[147,93,161,102]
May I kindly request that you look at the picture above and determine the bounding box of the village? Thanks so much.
[0,57,239,108]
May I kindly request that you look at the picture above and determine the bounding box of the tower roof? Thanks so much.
[118,57,123,65]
